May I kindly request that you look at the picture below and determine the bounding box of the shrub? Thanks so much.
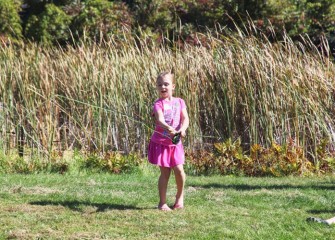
[213,138,253,176]
[71,0,133,42]
[186,149,217,175]
[173,0,227,28]
[81,151,143,173]
[249,140,312,177]
[24,3,71,45]
[187,138,324,177]
[0,0,22,41]
[315,138,335,174]
[131,0,173,32]
[0,150,46,174]
[259,0,335,42]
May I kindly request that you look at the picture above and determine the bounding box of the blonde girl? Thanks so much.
[148,71,189,211]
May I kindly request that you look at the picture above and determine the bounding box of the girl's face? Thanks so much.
[156,74,175,99]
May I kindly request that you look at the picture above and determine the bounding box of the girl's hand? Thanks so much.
[180,130,186,137]
[167,126,177,135]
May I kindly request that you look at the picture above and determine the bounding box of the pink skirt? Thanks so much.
[148,141,185,168]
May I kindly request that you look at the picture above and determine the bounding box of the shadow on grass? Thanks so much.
[307,209,335,214]
[189,183,335,191]
[30,200,144,212]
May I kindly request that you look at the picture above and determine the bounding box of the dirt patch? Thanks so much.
[3,203,65,213]
[7,229,30,239]
[186,186,204,192]
[6,229,44,240]
[70,232,109,240]
[6,227,63,239]
[10,186,63,195]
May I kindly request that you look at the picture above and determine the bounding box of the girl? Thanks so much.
[148,71,189,211]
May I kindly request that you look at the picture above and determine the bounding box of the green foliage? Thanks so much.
[81,151,143,173]
[132,0,173,32]
[304,0,335,39]
[169,0,267,30]
[1,139,335,176]
[213,138,252,175]
[186,149,217,175]
[0,149,143,174]
[0,0,22,40]
[0,0,333,48]
[172,0,228,28]
[235,0,268,18]
[24,0,77,8]
[48,150,70,173]
[10,157,43,174]
[187,138,252,176]
[24,3,71,45]
[0,150,45,174]
[71,0,133,42]
[22,0,77,16]
[212,139,314,176]
[315,138,335,174]
[249,140,312,176]
[187,138,335,177]
[262,0,335,40]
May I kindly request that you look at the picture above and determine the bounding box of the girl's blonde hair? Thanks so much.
[157,70,175,83]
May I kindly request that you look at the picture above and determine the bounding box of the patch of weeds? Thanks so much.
[0,151,45,174]
[186,137,335,176]
[81,151,143,174]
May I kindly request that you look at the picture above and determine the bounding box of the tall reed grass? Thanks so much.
[0,26,334,165]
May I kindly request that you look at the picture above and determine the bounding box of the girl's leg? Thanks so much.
[172,164,186,208]
[158,166,171,210]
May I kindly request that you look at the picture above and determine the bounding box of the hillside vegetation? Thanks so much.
[1,24,335,175]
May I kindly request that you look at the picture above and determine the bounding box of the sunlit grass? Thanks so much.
[0,171,334,239]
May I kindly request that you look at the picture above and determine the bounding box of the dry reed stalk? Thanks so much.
[0,27,333,164]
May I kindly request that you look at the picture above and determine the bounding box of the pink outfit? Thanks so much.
[148,142,185,168]
[148,97,186,167]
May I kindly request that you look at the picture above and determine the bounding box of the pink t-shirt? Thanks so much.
[150,97,186,146]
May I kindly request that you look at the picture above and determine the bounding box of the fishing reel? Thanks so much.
[172,132,181,144]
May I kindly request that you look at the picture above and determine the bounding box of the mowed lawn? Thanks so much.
[0,166,334,239]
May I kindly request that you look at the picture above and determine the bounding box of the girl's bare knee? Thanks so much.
[173,164,185,175]
[160,167,171,178]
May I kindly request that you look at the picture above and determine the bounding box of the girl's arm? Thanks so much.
[179,108,189,137]
[154,110,177,135]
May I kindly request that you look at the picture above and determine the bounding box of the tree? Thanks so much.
[24,3,71,45]
[131,0,173,32]
[253,1,335,41]
[71,0,133,42]
[0,0,22,41]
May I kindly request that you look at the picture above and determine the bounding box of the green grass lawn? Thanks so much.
[0,165,334,239]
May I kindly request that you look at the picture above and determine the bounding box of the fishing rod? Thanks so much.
[54,94,225,144]
[55,94,183,144]
[28,86,220,145]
